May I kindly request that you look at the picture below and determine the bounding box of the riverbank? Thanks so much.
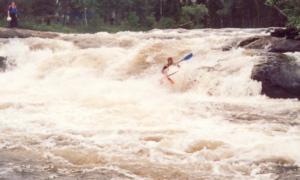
[0,19,150,33]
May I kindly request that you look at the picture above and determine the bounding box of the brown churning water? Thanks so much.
[0,29,299,180]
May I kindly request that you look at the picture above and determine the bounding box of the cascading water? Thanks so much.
[0,29,299,180]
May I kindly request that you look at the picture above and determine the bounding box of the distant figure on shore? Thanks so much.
[7,2,18,28]
[110,11,116,25]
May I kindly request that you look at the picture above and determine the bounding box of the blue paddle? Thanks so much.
[176,53,193,64]
[168,53,193,77]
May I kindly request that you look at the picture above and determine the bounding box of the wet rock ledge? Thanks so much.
[0,56,7,72]
[251,53,300,99]
[0,27,59,39]
[238,36,300,53]
[238,28,300,100]
[0,28,60,72]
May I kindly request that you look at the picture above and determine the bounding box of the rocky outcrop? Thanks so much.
[251,53,300,99]
[237,30,300,99]
[0,28,59,72]
[0,27,59,39]
[238,36,300,53]
[270,27,299,39]
[0,56,7,72]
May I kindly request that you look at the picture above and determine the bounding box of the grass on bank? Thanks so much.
[0,17,154,33]
[0,15,197,33]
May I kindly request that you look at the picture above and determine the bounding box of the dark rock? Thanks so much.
[222,45,232,51]
[238,37,261,47]
[238,36,268,49]
[0,56,7,72]
[251,53,300,99]
[286,28,299,39]
[271,28,288,38]
[295,36,300,41]
[270,27,299,39]
[269,38,300,53]
[0,27,59,39]
[238,36,300,53]
[275,165,300,180]
[221,38,246,51]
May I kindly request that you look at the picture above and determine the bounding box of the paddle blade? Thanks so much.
[182,53,193,61]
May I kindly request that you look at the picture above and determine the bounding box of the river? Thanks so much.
[0,29,299,180]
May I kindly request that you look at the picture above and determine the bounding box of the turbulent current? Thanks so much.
[0,29,299,180]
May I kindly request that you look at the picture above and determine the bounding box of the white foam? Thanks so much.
[0,29,299,179]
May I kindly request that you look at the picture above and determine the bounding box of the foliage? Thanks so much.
[145,15,156,28]
[217,0,234,17]
[0,0,294,32]
[31,0,56,17]
[265,0,300,28]
[156,17,176,29]
[182,4,208,26]
[288,16,300,29]
[127,11,140,28]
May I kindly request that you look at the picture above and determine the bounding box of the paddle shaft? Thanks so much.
[167,53,193,77]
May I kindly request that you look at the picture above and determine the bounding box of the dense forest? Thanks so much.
[0,0,298,32]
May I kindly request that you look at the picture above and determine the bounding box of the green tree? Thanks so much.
[127,11,140,28]
[182,4,208,27]
[217,0,234,27]
[31,0,56,17]
[266,0,300,28]
[157,17,176,28]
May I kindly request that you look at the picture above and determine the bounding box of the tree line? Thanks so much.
[266,0,300,29]
[0,0,298,31]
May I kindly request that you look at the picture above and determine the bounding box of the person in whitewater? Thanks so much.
[161,57,180,84]
[7,2,18,28]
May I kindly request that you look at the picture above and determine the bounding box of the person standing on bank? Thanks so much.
[7,2,18,28]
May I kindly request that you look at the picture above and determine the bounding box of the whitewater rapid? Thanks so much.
[0,29,299,180]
